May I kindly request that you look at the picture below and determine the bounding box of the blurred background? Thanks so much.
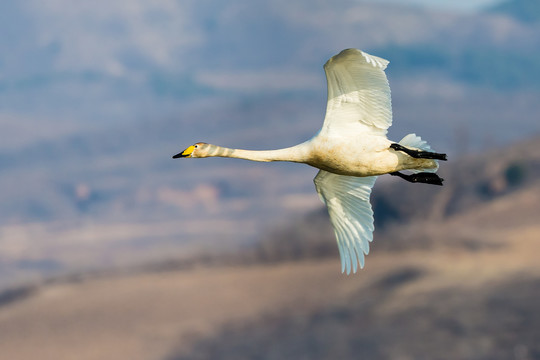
[1,0,539,359]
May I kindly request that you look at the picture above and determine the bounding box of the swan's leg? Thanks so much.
[390,143,447,161]
[390,171,444,186]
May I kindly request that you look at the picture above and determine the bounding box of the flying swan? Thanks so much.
[173,49,447,274]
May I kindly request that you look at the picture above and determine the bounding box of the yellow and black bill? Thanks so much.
[172,145,195,159]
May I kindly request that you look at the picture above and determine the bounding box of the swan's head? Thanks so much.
[173,142,210,159]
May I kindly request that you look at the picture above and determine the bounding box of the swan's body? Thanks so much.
[174,49,446,274]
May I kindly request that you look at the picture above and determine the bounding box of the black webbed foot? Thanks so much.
[390,171,444,186]
[390,143,447,161]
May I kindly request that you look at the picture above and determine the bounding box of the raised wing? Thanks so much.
[314,170,377,274]
[321,49,392,137]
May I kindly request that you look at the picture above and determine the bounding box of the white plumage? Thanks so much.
[322,50,392,136]
[314,171,376,274]
[174,49,446,274]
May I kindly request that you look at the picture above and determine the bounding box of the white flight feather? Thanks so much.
[314,170,377,274]
[321,48,392,137]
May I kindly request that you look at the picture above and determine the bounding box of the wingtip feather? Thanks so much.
[325,48,389,70]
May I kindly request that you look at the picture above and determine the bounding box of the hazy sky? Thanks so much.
[374,0,500,11]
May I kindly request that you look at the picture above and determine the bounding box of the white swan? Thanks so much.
[174,49,447,274]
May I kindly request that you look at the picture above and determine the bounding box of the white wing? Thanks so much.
[321,48,392,137]
[314,170,377,274]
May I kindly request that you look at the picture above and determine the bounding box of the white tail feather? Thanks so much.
[398,133,439,173]
[399,133,432,151]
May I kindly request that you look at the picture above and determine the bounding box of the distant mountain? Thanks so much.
[376,44,540,90]
[487,0,540,23]
[2,1,539,106]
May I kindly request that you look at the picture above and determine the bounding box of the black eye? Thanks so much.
[194,144,199,148]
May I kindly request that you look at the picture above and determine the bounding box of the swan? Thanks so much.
[173,49,447,274]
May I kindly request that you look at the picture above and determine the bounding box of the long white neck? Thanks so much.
[204,141,312,163]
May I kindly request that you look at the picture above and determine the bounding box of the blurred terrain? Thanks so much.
[1,0,540,358]
[1,0,540,288]
[0,134,539,360]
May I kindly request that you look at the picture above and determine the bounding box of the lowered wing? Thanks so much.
[314,170,377,274]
